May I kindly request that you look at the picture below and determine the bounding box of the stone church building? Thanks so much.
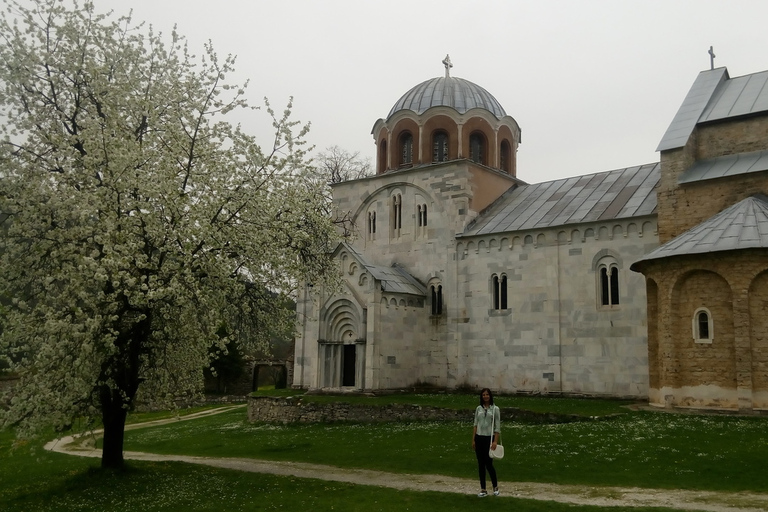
[293,57,768,412]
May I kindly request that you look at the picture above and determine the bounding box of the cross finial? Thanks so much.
[442,54,453,78]
[708,46,716,70]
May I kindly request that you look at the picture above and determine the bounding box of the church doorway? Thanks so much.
[342,344,356,386]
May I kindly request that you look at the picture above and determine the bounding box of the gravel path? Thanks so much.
[44,406,768,512]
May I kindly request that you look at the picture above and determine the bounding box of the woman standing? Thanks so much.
[472,387,500,497]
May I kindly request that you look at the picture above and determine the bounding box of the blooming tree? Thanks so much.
[0,0,340,469]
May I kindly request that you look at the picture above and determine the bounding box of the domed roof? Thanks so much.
[387,75,507,119]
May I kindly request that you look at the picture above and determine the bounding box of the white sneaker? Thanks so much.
[477,490,488,497]
[493,488,500,496]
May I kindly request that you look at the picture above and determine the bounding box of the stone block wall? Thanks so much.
[247,395,600,424]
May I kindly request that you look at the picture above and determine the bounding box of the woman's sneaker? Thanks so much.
[477,490,488,497]
[493,488,500,496]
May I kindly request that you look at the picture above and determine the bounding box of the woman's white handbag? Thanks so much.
[488,405,504,459]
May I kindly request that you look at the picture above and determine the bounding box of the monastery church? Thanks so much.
[293,56,768,412]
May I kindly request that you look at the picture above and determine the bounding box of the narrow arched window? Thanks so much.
[367,211,376,239]
[599,264,620,307]
[500,140,511,173]
[378,140,387,173]
[400,133,413,166]
[492,274,507,310]
[418,204,428,227]
[469,132,485,164]
[432,131,449,162]
[391,194,402,237]
[693,308,714,343]
[431,284,443,315]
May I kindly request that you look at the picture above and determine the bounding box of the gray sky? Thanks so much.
[97,0,768,184]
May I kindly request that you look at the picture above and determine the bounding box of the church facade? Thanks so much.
[293,58,768,412]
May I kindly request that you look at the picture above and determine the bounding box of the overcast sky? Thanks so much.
[96,0,768,184]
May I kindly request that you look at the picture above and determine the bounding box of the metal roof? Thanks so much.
[657,68,729,152]
[699,70,768,123]
[335,243,426,297]
[631,194,768,268]
[461,163,659,237]
[679,148,768,184]
[658,68,768,152]
[388,76,507,119]
[367,264,426,296]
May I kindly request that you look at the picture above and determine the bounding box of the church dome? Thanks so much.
[387,76,507,119]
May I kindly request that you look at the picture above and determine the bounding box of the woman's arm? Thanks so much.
[471,425,477,449]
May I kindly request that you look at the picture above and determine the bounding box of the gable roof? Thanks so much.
[658,67,768,152]
[461,163,659,237]
[334,243,426,297]
[657,68,729,152]
[631,194,768,270]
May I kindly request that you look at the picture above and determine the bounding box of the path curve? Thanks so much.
[44,406,768,512]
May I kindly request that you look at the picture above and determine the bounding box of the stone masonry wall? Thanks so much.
[247,395,591,425]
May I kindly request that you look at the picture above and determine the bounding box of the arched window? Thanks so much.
[367,211,376,239]
[399,132,413,167]
[692,308,714,343]
[431,284,443,315]
[500,140,511,173]
[418,204,428,227]
[432,131,449,162]
[595,255,620,309]
[492,274,507,310]
[378,140,387,173]
[469,132,485,164]
[391,194,402,237]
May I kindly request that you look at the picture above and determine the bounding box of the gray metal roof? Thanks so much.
[699,70,768,123]
[657,68,768,152]
[679,148,768,184]
[631,194,768,268]
[335,243,426,297]
[461,163,659,237]
[657,68,729,152]
[388,76,507,119]
[367,264,426,296]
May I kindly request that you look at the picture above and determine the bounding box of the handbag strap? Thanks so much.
[490,405,500,445]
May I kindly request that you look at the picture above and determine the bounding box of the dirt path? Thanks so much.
[44,406,768,512]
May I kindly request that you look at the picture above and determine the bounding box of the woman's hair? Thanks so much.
[478,387,494,406]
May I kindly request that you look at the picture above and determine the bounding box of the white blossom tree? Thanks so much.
[0,0,340,469]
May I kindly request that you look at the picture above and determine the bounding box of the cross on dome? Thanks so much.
[442,54,453,78]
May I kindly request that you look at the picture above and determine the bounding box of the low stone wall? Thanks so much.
[247,395,597,424]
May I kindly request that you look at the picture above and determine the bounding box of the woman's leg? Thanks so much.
[474,435,491,489]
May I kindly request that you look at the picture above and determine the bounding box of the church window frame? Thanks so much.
[431,283,443,316]
[367,210,376,240]
[432,130,449,163]
[500,140,511,173]
[595,254,621,310]
[469,131,486,165]
[491,273,508,310]
[692,307,714,344]
[391,193,402,238]
[399,132,413,167]
[418,203,428,227]
[378,139,387,173]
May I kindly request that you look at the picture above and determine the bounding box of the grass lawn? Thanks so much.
[2,394,766,511]
[123,406,768,493]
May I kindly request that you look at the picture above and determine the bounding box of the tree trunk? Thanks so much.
[101,395,129,469]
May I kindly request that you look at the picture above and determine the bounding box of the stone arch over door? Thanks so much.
[669,269,735,407]
[749,270,768,408]
[318,298,366,389]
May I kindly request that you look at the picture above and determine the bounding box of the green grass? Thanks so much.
[0,428,679,512]
[122,407,768,493]
[2,394,767,511]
